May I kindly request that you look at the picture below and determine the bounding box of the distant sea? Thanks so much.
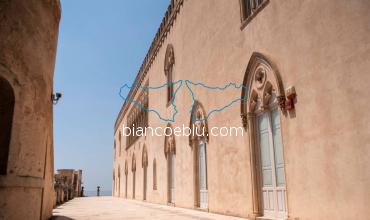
[84,190,112,197]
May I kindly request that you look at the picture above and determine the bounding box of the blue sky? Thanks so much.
[54,0,170,192]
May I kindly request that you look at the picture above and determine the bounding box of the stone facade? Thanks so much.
[0,0,61,219]
[54,169,83,206]
[113,0,370,220]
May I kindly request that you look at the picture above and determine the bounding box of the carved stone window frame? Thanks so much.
[240,52,288,218]
[188,100,209,147]
[239,0,269,30]
[164,44,175,107]
[188,100,209,209]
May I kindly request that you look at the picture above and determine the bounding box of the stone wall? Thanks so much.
[113,0,370,219]
[54,169,83,206]
[0,0,61,219]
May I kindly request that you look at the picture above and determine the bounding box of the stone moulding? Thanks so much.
[0,175,44,188]
[115,0,184,131]
[240,52,286,129]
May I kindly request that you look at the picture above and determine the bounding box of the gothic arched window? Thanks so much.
[189,100,209,209]
[164,44,175,105]
[240,52,287,219]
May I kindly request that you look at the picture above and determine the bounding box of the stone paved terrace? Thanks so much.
[52,196,246,220]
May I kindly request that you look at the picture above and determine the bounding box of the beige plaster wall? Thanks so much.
[0,0,61,219]
[114,0,370,219]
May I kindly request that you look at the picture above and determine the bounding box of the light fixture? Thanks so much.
[52,92,62,105]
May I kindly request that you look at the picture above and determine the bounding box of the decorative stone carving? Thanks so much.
[254,68,266,89]
[277,95,286,111]
[241,113,248,127]
[241,52,286,129]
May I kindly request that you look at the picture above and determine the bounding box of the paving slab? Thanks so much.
[52,196,246,220]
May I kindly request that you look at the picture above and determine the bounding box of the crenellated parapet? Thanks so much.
[115,0,184,131]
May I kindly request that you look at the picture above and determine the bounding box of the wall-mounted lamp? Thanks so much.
[285,86,296,110]
[52,92,62,105]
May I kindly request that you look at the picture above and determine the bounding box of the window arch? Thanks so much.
[189,100,209,209]
[0,76,15,175]
[189,100,209,147]
[240,52,287,218]
[164,44,175,105]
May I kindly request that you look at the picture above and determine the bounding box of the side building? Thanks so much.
[54,169,83,206]
[0,0,61,219]
[113,1,370,220]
